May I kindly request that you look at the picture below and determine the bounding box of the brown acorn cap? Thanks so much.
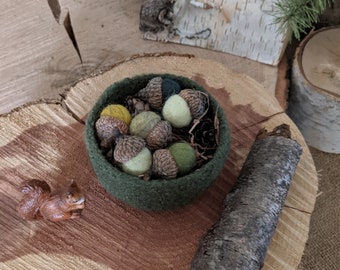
[179,89,208,119]
[95,116,129,148]
[136,77,163,109]
[114,135,146,163]
[152,149,178,179]
[146,120,172,149]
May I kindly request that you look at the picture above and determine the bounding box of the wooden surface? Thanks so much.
[302,27,340,96]
[0,0,278,114]
[0,55,318,269]
[288,27,340,154]
[144,0,289,65]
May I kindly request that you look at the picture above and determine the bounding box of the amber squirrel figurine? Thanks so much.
[17,179,85,222]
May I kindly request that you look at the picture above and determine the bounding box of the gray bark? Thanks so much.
[191,126,302,270]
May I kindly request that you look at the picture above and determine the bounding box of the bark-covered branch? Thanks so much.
[191,124,302,270]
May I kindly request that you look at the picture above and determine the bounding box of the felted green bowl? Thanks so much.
[85,73,231,211]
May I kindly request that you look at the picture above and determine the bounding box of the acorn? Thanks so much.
[136,77,181,109]
[129,111,172,149]
[114,135,152,176]
[162,89,208,128]
[162,94,192,128]
[146,120,172,149]
[100,104,132,125]
[152,142,197,179]
[95,116,129,148]
[179,89,208,119]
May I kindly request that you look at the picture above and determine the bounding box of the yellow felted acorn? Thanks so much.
[114,135,152,176]
[100,104,132,125]
[152,142,196,179]
[95,116,129,148]
[130,111,172,149]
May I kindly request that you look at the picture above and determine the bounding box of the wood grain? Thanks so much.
[0,55,318,269]
[1,0,278,114]
[0,0,80,114]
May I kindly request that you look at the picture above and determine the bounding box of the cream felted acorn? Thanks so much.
[179,89,208,119]
[114,135,152,176]
[129,111,172,149]
[162,89,208,128]
[136,77,181,110]
[152,142,197,179]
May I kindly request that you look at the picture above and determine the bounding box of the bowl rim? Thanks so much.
[85,73,231,187]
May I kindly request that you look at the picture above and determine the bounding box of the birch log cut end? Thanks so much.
[288,27,340,153]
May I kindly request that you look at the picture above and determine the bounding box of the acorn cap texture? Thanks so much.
[136,77,163,109]
[179,89,207,119]
[95,116,129,148]
[152,149,178,179]
[114,135,146,163]
[146,120,172,149]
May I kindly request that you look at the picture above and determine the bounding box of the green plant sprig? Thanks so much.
[272,0,334,40]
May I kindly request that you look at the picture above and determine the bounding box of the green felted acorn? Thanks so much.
[152,142,196,179]
[129,111,172,149]
[85,73,231,211]
[129,111,161,138]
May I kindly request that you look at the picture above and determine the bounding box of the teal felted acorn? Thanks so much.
[129,111,172,149]
[152,142,196,179]
[136,76,181,109]
[113,135,152,176]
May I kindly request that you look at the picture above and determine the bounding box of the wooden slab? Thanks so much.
[0,55,318,269]
[0,0,80,114]
[0,0,278,114]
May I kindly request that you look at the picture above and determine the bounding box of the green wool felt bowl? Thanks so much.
[85,74,231,211]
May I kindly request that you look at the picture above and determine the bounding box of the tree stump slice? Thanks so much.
[0,55,318,270]
[288,27,340,153]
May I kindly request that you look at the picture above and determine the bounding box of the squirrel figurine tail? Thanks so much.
[17,179,85,222]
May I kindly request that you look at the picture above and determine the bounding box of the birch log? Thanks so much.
[140,0,290,65]
[287,27,340,153]
[191,124,302,270]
